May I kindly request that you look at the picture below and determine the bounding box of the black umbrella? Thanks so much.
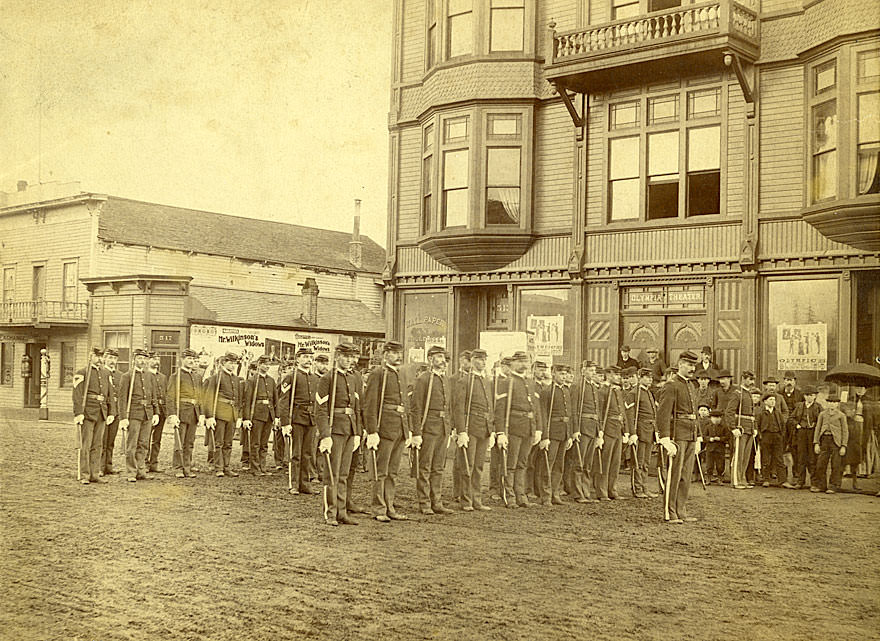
[823,362,880,388]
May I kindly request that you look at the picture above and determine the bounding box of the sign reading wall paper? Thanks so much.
[527,315,564,357]
[777,323,827,371]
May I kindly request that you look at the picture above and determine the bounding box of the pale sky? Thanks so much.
[0,0,393,247]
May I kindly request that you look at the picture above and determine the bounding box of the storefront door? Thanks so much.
[621,316,665,364]
[666,315,705,365]
[24,342,45,407]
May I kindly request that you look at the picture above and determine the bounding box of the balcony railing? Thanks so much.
[0,300,89,325]
[549,0,759,65]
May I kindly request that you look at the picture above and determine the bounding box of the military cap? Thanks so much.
[91,347,104,356]
[334,343,358,355]
[382,340,404,353]
[427,345,447,358]
[257,354,272,363]
[222,351,239,362]
[296,347,314,357]
[315,353,329,363]
[701,345,713,355]
[471,348,488,359]
[637,367,652,377]
[459,350,472,359]
[646,346,659,354]
[741,370,756,379]
[622,366,638,376]
[133,348,149,357]
[697,402,711,410]
[551,363,569,372]
[803,385,818,395]
[709,409,723,417]
[678,350,699,364]
[103,348,119,357]
[534,360,549,369]
[696,370,712,379]
[147,351,158,358]
[582,359,597,368]
[509,351,527,362]
[181,348,198,358]
[826,394,841,403]
[501,356,513,366]
[783,370,797,379]
[620,344,631,352]
[608,365,622,373]
[763,376,779,385]
[716,368,732,379]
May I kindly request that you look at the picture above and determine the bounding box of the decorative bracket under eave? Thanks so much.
[724,52,755,117]
[553,83,584,140]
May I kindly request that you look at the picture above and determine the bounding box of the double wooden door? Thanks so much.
[621,315,705,366]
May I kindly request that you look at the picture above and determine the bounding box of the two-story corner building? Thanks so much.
[384,0,880,384]
[0,182,386,417]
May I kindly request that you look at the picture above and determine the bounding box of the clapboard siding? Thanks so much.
[534,100,575,233]
[397,126,423,243]
[400,0,424,82]
[761,0,796,13]
[757,219,861,257]
[396,235,569,276]
[538,0,578,56]
[146,296,186,326]
[759,65,804,214]
[585,96,606,228]
[585,224,740,266]
[726,80,746,218]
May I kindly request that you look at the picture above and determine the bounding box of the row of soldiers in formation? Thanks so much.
[72,341,878,526]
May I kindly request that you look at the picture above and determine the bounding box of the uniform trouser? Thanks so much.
[632,439,653,495]
[760,432,785,484]
[706,449,725,478]
[731,433,755,487]
[273,427,287,466]
[793,428,817,486]
[461,434,489,508]
[205,428,215,465]
[79,418,106,481]
[249,419,271,471]
[536,440,565,501]
[346,443,361,509]
[417,430,448,510]
[240,427,250,464]
[126,418,152,476]
[526,445,540,495]
[578,435,599,499]
[488,445,502,494]
[504,434,532,503]
[289,422,313,490]
[102,418,119,473]
[451,437,463,499]
[814,433,843,491]
[214,419,235,471]
[666,439,696,520]
[594,436,622,499]
[372,435,405,517]
[147,410,166,467]
[324,433,353,522]
[172,420,197,473]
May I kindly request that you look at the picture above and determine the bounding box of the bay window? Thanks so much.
[489,0,524,52]
[856,50,880,195]
[448,0,473,58]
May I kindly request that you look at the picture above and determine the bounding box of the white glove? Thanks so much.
[732,428,742,438]
[352,435,361,451]
[274,418,281,428]
[412,434,423,449]
[659,436,677,457]
[404,432,413,448]
[119,419,130,430]
[488,432,496,450]
[564,437,573,451]
[106,415,115,425]
[366,432,380,450]
[572,431,580,442]
[167,414,179,427]
[235,418,242,429]
[281,424,292,437]
[595,434,604,449]
[243,420,253,430]
[539,438,550,450]
[206,417,216,429]
[497,432,509,450]
[151,414,159,427]
[532,430,542,446]
[318,436,333,454]
[457,432,470,448]
[198,415,206,427]
[623,433,631,445]
[74,414,84,425]
[694,440,702,455]
[630,434,639,446]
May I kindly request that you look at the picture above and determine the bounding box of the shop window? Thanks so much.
[62,261,78,307]
[403,292,448,364]
[0,343,13,385]
[765,278,839,388]
[518,288,574,366]
[490,0,524,52]
[103,330,131,373]
[447,0,473,58]
[61,342,75,388]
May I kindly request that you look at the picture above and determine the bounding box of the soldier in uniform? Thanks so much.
[203,352,242,478]
[279,348,317,492]
[146,352,167,473]
[453,348,494,512]
[166,348,203,478]
[119,348,160,483]
[72,347,116,484]
[571,360,602,503]
[238,363,252,471]
[100,348,122,475]
[494,351,541,508]
[449,350,471,504]
[363,341,409,522]
[536,364,574,506]
[272,360,293,471]
[242,355,278,476]
[488,356,510,500]
[411,345,453,515]
[656,351,701,523]
[315,342,362,526]
[308,353,331,481]
[725,371,758,489]
[595,365,629,500]
[345,357,370,515]
[629,367,659,498]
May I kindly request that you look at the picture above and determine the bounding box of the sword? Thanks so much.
[287,434,293,492]
[695,446,708,490]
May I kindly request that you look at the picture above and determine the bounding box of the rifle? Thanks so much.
[323,367,338,519]
[459,372,475,480]
[597,386,614,477]
[542,384,555,500]
[171,356,184,472]
[371,368,386,483]
[499,376,514,507]
[122,361,137,461]
[287,369,297,493]
[631,384,641,494]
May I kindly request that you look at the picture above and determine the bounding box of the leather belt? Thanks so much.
[551,416,570,423]
[87,393,105,401]
[676,414,696,420]
[256,399,270,405]
[218,398,236,405]
[736,414,754,421]
[469,411,489,420]
[580,413,599,420]
[334,408,354,415]
[427,409,446,418]
[383,405,406,414]
[180,398,199,405]
[510,409,534,419]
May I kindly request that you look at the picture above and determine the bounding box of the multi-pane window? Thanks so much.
[857,51,880,195]
[490,0,524,52]
[647,131,679,220]
[810,60,838,203]
[610,101,639,130]
[61,342,75,387]
[62,261,78,307]
[447,0,473,58]
[421,124,434,235]
[612,0,640,20]
[426,0,439,69]
[103,330,131,373]
[0,343,13,385]
[609,136,640,221]
[442,150,469,228]
[687,125,721,216]
[486,113,522,225]
[1,267,13,303]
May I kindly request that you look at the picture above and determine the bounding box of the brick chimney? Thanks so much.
[300,277,319,326]
[349,199,363,269]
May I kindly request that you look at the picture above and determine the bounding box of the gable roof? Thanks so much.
[189,285,385,335]
[97,196,386,274]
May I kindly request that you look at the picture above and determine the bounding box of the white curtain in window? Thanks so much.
[495,188,520,222]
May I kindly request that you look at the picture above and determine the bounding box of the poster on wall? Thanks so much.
[480,331,528,370]
[777,323,827,371]
[527,315,564,357]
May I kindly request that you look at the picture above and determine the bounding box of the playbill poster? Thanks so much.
[777,323,827,371]
[527,315,564,357]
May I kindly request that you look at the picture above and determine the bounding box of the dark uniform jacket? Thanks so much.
[599,384,629,439]
[243,373,278,423]
[724,386,757,436]
[72,365,116,421]
[628,384,657,442]
[411,370,451,437]
[317,367,362,439]
[494,372,540,439]
[276,369,315,426]
[540,383,572,441]
[203,369,241,422]
[453,371,494,437]
[363,365,407,440]
[119,368,159,421]
[149,369,168,417]
[165,368,203,425]
[105,367,121,419]
[574,377,601,437]
[657,373,699,442]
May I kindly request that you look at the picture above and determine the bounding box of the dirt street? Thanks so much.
[1,417,878,641]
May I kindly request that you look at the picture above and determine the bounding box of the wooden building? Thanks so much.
[384,0,880,382]
[0,183,385,418]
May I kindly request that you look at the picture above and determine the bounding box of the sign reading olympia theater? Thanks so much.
[189,323,338,363]
[777,323,827,371]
